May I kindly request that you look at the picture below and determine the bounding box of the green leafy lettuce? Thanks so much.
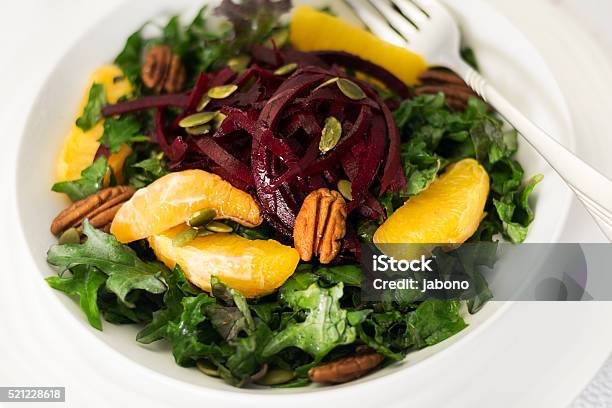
[76,83,106,131]
[99,115,145,153]
[493,174,543,243]
[263,282,356,362]
[46,265,107,329]
[47,220,167,306]
[114,30,144,88]
[51,156,108,201]
[391,94,540,242]
[122,146,169,189]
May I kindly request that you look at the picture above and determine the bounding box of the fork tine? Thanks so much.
[390,0,430,25]
[367,0,418,41]
[408,0,441,18]
[344,0,408,47]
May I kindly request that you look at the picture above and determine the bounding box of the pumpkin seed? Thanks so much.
[205,221,233,233]
[197,229,215,238]
[313,77,339,92]
[319,116,342,154]
[336,78,367,100]
[227,55,251,73]
[266,28,289,48]
[179,111,216,128]
[273,63,298,76]
[255,368,295,386]
[187,208,217,228]
[196,360,220,377]
[58,228,80,245]
[196,96,211,112]
[337,179,353,201]
[186,124,211,135]
[213,112,227,129]
[173,226,198,247]
[208,84,238,99]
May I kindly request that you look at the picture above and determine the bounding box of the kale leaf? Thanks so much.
[392,94,540,242]
[263,282,356,362]
[206,276,255,340]
[99,115,144,153]
[315,264,363,287]
[493,174,543,243]
[137,265,199,344]
[46,265,107,330]
[122,144,168,189]
[224,322,272,384]
[47,220,167,306]
[403,300,466,348]
[114,30,144,89]
[166,294,222,366]
[76,83,106,131]
[216,0,291,51]
[51,156,108,201]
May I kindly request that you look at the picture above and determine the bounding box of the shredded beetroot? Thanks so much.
[102,94,190,117]
[105,48,408,244]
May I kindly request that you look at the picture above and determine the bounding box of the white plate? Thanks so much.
[2,0,610,407]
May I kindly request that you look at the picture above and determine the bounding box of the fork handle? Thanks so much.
[454,62,612,241]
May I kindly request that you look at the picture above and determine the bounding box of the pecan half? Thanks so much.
[308,353,385,384]
[50,186,135,236]
[416,68,481,111]
[294,188,347,264]
[141,45,186,94]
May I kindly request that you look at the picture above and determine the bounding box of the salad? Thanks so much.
[46,1,540,388]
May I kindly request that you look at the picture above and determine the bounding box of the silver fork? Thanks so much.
[345,0,612,241]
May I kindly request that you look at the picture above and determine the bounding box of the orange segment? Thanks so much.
[374,159,490,244]
[111,170,263,243]
[148,227,299,297]
[55,65,133,184]
[290,6,427,85]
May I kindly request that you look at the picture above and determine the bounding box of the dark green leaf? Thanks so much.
[208,277,254,339]
[263,282,356,362]
[516,174,544,226]
[216,0,291,52]
[46,265,107,330]
[114,29,143,88]
[404,300,466,348]
[76,83,106,131]
[100,115,142,153]
[315,265,362,287]
[347,309,372,326]
[225,322,272,383]
[47,220,167,306]
[357,219,378,243]
[137,265,199,344]
[279,269,319,298]
[51,156,108,201]
[391,93,539,242]
[123,147,168,189]
[490,158,524,195]
[493,174,542,243]
[229,222,274,240]
[166,294,220,366]
[205,305,249,341]
[249,303,276,324]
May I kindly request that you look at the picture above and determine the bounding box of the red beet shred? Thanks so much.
[102,48,407,241]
